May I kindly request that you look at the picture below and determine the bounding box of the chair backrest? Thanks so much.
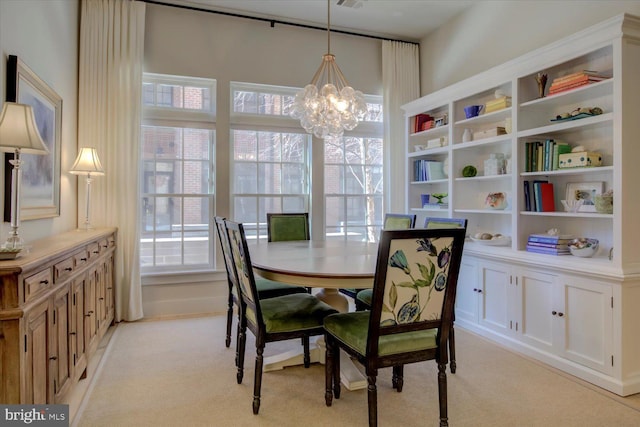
[366,228,466,360]
[224,220,263,330]
[214,216,237,292]
[383,213,416,230]
[267,212,310,242]
[424,216,468,230]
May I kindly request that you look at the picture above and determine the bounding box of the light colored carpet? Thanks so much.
[74,316,640,426]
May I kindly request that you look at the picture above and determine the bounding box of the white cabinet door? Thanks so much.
[517,268,557,353]
[455,255,479,324]
[478,260,510,335]
[556,275,613,375]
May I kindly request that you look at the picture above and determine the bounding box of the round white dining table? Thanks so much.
[248,239,378,311]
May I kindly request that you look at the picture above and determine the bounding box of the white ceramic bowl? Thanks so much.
[568,238,599,257]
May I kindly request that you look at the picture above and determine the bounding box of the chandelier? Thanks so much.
[289,0,368,139]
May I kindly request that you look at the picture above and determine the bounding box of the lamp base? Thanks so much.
[3,234,23,250]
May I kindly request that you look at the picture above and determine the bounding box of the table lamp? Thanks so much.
[0,102,49,249]
[70,147,104,230]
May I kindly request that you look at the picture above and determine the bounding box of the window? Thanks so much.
[231,82,383,242]
[141,73,216,273]
[324,98,383,241]
[231,83,310,240]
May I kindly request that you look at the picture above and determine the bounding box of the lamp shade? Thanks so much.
[0,102,49,154]
[70,147,105,176]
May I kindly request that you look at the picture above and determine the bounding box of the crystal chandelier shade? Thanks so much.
[289,0,367,139]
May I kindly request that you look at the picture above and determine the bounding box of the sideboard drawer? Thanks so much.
[88,242,101,258]
[24,269,53,303]
[74,250,89,267]
[54,257,75,283]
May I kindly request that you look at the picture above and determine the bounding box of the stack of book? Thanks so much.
[413,160,445,182]
[524,139,571,172]
[526,233,574,255]
[523,180,555,212]
[484,96,511,113]
[548,70,609,95]
[414,113,433,133]
[423,202,448,209]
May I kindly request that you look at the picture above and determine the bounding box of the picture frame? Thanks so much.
[565,181,603,212]
[4,55,62,221]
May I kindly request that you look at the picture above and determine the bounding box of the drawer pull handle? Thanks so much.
[40,280,49,285]
[103,245,108,248]
[99,297,104,300]
[70,332,76,336]
[81,257,87,261]
[49,356,57,361]
[65,267,73,271]
[93,251,99,254]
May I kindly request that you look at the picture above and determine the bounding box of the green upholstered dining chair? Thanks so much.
[356,216,468,373]
[266,212,310,242]
[324,227,466,427]
[214,216,307,350]
[224,219,338,415]
[383,213,416,230]
[345,213,417,310]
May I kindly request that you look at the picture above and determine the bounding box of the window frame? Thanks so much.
[140,73,217,276]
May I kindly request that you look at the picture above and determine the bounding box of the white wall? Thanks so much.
[420,1,640,94]
[0,0,79,244]
[141,3,384,317]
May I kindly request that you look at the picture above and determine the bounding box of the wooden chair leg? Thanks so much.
[303,336,311,368]
[236,322,246,384]
[449,324,457,374]
[333,345,341,399]
[225,293,234,348]
[392,365,404,392]
[325,336,335,407]
[253,346,264,415]
[367,374,378,427]
[438,362,448,427]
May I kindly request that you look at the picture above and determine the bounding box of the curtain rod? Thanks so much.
[142,0,419,45]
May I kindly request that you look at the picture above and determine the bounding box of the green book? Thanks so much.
[552,141,571,170]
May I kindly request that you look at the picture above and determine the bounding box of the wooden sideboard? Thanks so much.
[0,228,117,404]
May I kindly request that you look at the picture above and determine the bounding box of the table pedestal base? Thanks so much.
[263,332,367,391]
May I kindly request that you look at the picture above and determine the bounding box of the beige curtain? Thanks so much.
[382,41,420,214]
[78,0,145,321]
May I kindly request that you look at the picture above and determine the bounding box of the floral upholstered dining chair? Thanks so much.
[324,227,466,427]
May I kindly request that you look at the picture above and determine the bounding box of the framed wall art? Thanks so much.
[565,181,603,213]
[4,54,62,221]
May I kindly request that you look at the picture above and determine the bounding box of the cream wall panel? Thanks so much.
[0,0,79,243]
[420,0,640,94]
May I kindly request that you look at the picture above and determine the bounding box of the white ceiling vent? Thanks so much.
[336,0,367,9]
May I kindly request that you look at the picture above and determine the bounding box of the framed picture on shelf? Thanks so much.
[3,54,62,221]
[565,181,603,212]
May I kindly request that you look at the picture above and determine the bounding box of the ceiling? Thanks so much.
[154,0,477,42]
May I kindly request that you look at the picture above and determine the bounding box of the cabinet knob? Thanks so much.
[473,288,478,292]
[552,311,557,315]
[558,312,564,317]
[477,289,482,293]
